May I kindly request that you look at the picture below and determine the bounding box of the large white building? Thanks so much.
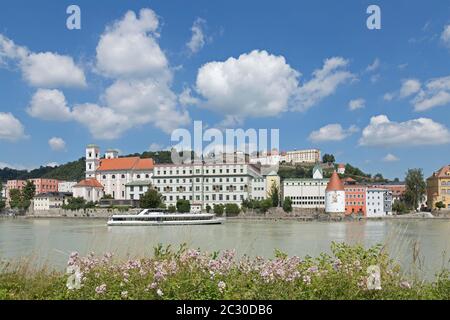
[366,188,393,217]
[250,150,286,166]
[84,145,154,200]
[153,160,262,210]
[282,165,328,209]
[285,149,321,164]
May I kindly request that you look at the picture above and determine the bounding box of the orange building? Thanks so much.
[344,185,367,215]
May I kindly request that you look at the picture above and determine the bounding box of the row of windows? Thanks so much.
[156,177,247,184]
[164,194,245,202]
[346,202,365,206]
[346,194,364,199]
[292,201,325,205]
[288,196,325,200]
[158,185,247,193]
[284,182,326,186]
[156,167,246,176]
[101,174,150,180]
[345,188,365,192]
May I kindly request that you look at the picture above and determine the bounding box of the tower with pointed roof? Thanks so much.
[325,171,345,213]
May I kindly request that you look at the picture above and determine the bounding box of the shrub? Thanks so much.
[213,204,224,216]
[283,197,293,213]
[225,203,240,216]
[176,200,191,213]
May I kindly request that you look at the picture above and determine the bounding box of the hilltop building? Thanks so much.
[250,150,286,166]
[337,164,346,175]
[427,165,450,210]
[285,149,321,164]
[325,171,346,213]
[84,145,154,200]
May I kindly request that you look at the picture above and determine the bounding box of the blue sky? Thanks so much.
[0,0,449,180]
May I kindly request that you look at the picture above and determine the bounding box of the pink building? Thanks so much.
[29,179,59,194]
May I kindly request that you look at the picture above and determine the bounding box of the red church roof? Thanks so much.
[326,171,345,191]
[97,157,154,171]
[74,179,103,188]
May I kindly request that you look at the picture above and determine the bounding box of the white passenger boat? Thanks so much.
[107,209,225,226]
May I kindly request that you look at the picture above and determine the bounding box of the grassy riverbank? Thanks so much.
[0,243,449,300]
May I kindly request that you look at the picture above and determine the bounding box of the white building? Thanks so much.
[366,188,393,217]
[337,164,346,175]
[58,181,77,193]
[73,179,104,202]
[285,149,321,164]
[85,145,154,200]
[250,150,286,166]
[125,181,152,201]
[1,184,6,200]
[325,172,346,213]
[33,192,70,211]
[153,161,261,210]
[282,165,328,209]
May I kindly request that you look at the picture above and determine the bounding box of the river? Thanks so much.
[0,218,449,279]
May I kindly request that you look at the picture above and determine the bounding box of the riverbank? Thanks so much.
[0,243,448,300]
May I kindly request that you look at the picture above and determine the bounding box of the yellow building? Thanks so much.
[427,165,450,210]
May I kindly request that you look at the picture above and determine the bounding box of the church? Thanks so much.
[75,144,154,201]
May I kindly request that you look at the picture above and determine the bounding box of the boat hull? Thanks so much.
[107,218,225,226]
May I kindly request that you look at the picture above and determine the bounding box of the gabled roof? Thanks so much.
[97,157,154,171]
[74,179,103,188]
[432,165,450,179]
[326,171,345,191]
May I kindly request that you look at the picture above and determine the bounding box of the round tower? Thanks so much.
[86,144,100,179]
[325,171,345,213]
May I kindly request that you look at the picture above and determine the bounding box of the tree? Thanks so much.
[392,201,408,215]
[176,199,191,213]
[260,199,272,213]
[168,205,177,213]
[205,205,212,213]
[404,169,426,211]
[268,182,280,207]
[283,197,293,213]
[435,201,446,211]
[139,188,164,209]
[101,194,114,200]
[225,203,240,216]
[213,204,225,216]
[21,181,36,209]
[322,154,335,164]
[63,197,86,211]
[9,189,22,209]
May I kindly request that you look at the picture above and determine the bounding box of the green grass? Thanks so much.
[0,242,449,300]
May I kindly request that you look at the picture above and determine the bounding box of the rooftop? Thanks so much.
[74,179,103,188]
[326,171,345,191]
[97,157,155,171]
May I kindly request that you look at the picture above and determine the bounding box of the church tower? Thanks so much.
[86,144,100,179]
[325,171,345,213]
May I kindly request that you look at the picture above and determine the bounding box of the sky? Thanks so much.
[0,0,449,180]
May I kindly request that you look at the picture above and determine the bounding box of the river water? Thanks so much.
[0,218,449,279]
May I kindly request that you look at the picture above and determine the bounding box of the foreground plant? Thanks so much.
[0,243,448,300]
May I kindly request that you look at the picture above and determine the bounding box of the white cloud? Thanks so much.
[0,34,86,88]
[179,87,199,106]
[46,162,59,167]
[27,89,72,121]
[366,58,380,72]
[441,24,450,48]
[149,143,163,151]
[382,153,399,162]
[0,112,26,141]
[187,18,206,54]
[399,79,421,98]
[95,8,169,80]
[348,98,365,111]
[308,124,359,143]
[48,137,66,151]
[383,92,395,101]
[359,115,450,147]
[196,51,353,121]
[293,57,355,111]
[196,50,300,118]
[412,76,450,111]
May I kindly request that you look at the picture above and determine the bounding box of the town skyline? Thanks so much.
[1,1,450,180]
